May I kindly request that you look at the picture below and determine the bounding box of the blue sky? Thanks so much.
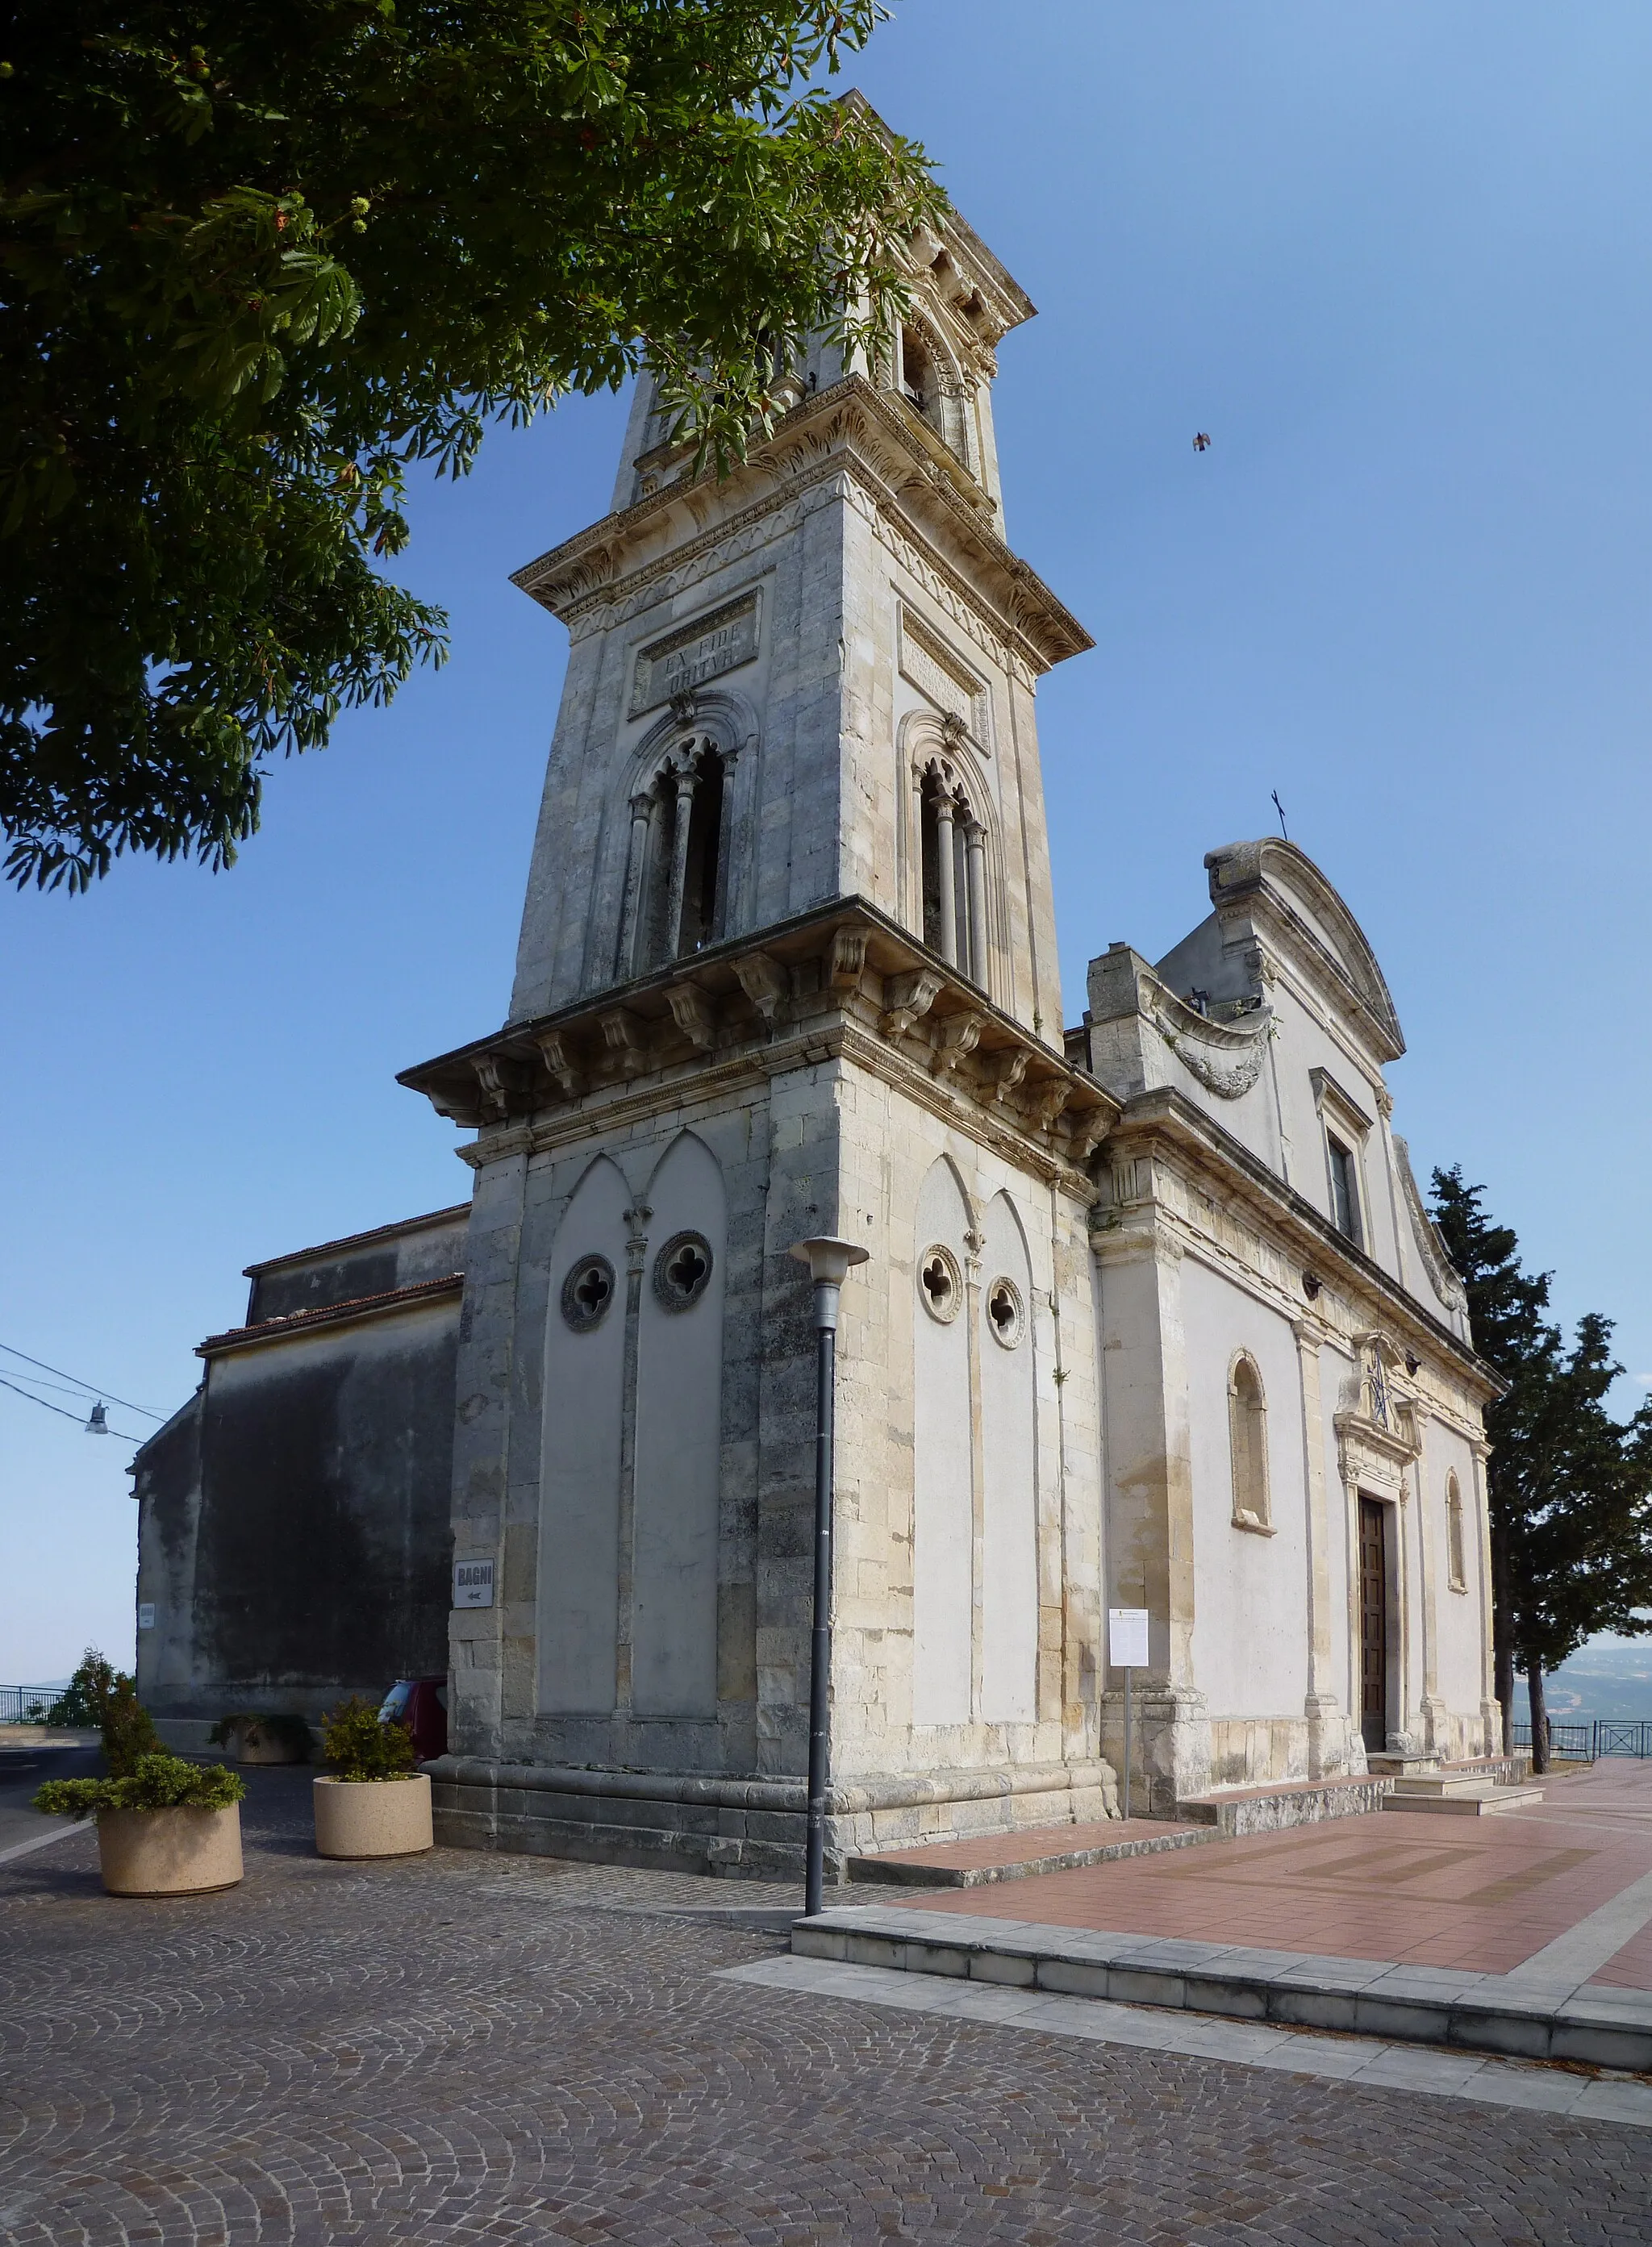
[5,1,1651,1681]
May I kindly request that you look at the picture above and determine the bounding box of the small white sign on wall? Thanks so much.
[453,1559,495,1610]
[1108,1607,1149,1668]
[137,1603,156,1631]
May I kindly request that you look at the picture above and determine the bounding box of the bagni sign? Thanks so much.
[453,1559,495,1611]
[629,591,760,717]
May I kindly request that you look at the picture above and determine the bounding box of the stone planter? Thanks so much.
[313,1773,433,1859]
[97,1806,244,1897]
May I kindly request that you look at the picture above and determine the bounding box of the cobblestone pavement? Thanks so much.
[2,1773,1649,2246]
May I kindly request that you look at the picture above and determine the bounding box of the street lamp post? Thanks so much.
[788,1235,870,1919]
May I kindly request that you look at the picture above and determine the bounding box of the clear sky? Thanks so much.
[5,1,1650,1682]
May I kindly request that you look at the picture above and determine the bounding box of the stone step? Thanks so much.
[791,1904,1652,2074]
[1382,1783,1546,1816]
[847,1818,1216,1887]
[1391,1773,1509,1798]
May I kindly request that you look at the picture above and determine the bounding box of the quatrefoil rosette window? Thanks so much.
[917,1243,964,1325]
[653,1230,715,1312]
[985,1275,1024,1349]
[561,1254,617,1332]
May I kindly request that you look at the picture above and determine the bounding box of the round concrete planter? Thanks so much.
[313,1773,433,1859]
[96,1806,244,1897]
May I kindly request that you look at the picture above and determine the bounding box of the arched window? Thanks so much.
[621,738,727,975]
[919,764,987,986]
[1446,1473,1467,1590]
[899,320,971,469]
[1229,1355,1271,1532]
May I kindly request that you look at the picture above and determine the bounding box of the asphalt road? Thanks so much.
[0,1740,101,1857]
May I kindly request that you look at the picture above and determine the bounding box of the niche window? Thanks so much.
[1328,1136,1362,1248]
[1446,1473,1468,1591]
[919,766,987,986]
[1310,1069,1374,1253]
[625,740,727,973]
[1228,1354,1273,1533]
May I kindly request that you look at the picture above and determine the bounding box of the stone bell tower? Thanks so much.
[403,121,1120,1874]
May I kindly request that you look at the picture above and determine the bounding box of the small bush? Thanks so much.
[45,1648,115,1728]
[320,1696,417,1782]
[207,1713,315,1761]
[34,1753,246,1819]
[45,1648,161,1773]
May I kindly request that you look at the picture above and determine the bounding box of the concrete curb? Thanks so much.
[792,1906,1652,2072]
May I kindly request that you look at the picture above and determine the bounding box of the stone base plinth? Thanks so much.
[428,1758,1120,1881]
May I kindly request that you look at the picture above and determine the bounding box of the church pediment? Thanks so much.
[1204,837,1404,1064]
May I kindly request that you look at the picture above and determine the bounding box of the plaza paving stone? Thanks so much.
[2,1770,1650,2246]
[881,1762,1652,1986]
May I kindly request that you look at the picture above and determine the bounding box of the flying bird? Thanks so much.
[1192,431,1212,452]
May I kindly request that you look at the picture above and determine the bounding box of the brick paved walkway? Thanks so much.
[2,1770,1649,2245]
[884,1764,1652,1986]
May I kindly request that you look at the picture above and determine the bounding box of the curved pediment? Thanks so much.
[1204,838,1404,1062]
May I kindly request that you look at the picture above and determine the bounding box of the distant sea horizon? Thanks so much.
[1520,1640,1652,1727]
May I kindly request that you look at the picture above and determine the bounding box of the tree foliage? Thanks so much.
[1,2,943,890]
[1431,1167,1652,1761]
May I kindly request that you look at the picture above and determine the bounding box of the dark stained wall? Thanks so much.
[250,1248,402,1324]
[193,1305,458,1698]
[136,1204,469,1724]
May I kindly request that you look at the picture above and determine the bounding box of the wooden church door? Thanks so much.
[1358,1496,1389,1755]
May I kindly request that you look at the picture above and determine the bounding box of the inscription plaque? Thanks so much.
[630,591,760,717]
[899,607,990,747]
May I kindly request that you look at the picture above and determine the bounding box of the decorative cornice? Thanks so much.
[1095,1086,1500,1405]
[508,377,1092,675]
[399,898,1117,1191]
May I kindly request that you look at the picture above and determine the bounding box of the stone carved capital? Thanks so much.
[882,967,945,1040]
[533,1029,581,1097]
[828,926,871,991]
[599,1007,649,1078]
[931,1011,985,1075]
[665,982,717,1051]
[733,952,787,1023]
[1022,1078,1072,1132]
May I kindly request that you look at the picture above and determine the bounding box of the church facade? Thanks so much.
[391,182,1501,1869]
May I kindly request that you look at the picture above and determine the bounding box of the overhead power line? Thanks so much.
[0,1378,151,1446]
[0,1342,165,1420]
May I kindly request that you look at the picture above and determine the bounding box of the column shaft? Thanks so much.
[934,794,958,968]
[664,769,698,961]
[965,823,989,990]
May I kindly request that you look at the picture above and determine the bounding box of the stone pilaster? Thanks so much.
[1094,1215,1209,1812]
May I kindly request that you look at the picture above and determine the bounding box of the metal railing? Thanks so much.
[1512,1718,1652,1759]
[0,1686,63,1724]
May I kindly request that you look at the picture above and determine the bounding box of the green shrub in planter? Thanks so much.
[34,1753,247,1819]
[44,1647,161,1771]
[321,1697,416,1782]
